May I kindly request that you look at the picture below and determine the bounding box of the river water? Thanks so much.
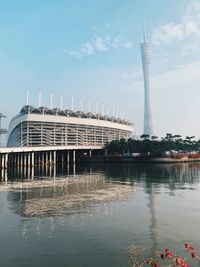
[0,162,200,267]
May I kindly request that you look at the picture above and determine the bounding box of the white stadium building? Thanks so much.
[7,105,133,148]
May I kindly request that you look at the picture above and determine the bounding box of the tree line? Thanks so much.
[105,134,200,156]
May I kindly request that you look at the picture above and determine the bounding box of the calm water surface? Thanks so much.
[0,163,200,267]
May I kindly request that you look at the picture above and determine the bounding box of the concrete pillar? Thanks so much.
[67,151,69,163]
[20,154,23,167]
[62,152,64,163]
[42,152,45,165]
[28,153,31,167]
[73,150,76,163]
[54,151,56,165]
[17,153,20,167]
[5,154,8,169]
[24,153,27,167]
[89,150,92,157]
[2,155,5,169]
[31,152,34,167]
[49,151,52,164]
[46,151,48,164]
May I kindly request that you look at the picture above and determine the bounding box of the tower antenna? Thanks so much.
[26,89,29,105]
[143,18,147,41]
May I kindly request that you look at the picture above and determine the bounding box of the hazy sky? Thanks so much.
[0,0,200,138]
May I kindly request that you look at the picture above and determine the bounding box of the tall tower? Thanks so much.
[140,23,154,136]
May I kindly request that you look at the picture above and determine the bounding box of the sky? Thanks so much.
[0,0,200,140]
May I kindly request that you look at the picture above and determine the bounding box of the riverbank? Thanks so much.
[81,154,200,163]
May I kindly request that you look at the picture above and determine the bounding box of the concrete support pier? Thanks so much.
[53,151,56,165]
[0,145,103,180]
[67,151,69,163]
[73,150,76,163]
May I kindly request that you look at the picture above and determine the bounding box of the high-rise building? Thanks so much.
[140,24,154,136]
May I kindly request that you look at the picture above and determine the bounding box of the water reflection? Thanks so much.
[6,174,134,219]
[0,162,200,267]
[102,163,200,185]
[1,162,200,184]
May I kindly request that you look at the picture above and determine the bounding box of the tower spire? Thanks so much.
[143,18,147,42]
[26,89,29,105]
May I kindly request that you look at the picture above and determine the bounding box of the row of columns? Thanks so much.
[0,149,80,169]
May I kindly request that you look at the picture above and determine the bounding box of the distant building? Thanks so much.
[140,24,154,136]
[0,113,7,147]
[7,105,133,147]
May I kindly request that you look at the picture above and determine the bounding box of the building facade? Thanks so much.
[7,105,133,148]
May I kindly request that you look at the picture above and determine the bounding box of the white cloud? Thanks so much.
[121,68,142,80]
[153,23,184,45]
[80,42,94,55]
[66,33,133,59]
[66,50,83,59]
[122,41,133,49]
[94,36,108,51]
[153,1,200,45]
[151,61,200,137]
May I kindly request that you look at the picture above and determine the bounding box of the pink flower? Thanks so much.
[166,251,173,259]
[176,256,185,267]
[185,243,189,248]
[189,246,194,251]
[191,251,196,258]
[160,253,165,259]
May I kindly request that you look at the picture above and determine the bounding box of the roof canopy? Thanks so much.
[20,105,133,126]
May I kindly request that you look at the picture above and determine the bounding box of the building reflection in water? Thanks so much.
[103,162,200,256]
[1,162,200,252]
[3,164,134,239]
